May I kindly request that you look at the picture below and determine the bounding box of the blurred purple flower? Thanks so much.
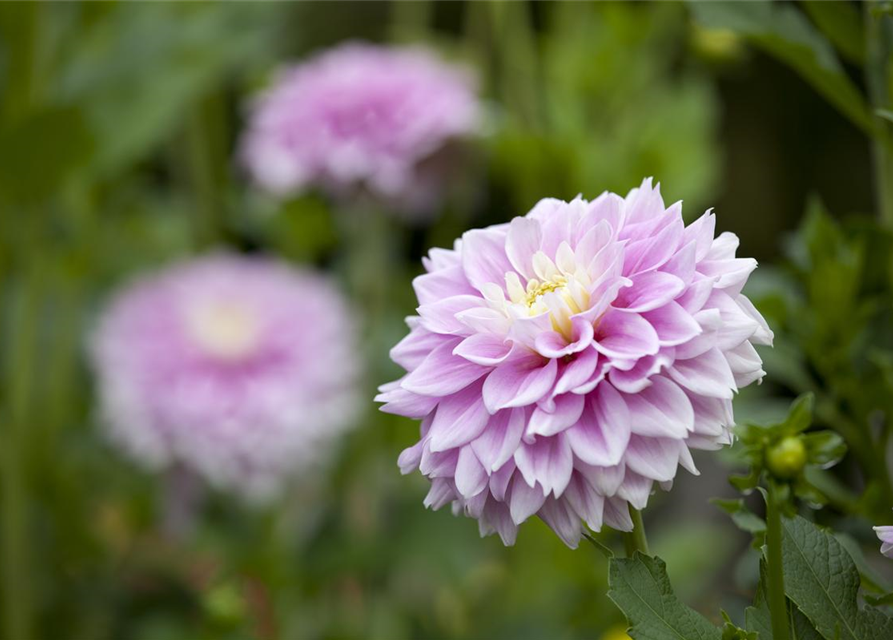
[90,254,361,501]
[377,179,773,547]
[875,523,893,558]
[240,42,480,215]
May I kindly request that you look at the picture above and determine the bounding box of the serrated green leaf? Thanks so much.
[781,515,893,640]
[688,2,873,133]
[608,553,722,640]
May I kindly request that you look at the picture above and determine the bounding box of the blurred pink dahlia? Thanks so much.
[240,42,480,213]
[90,255,360,501]
[875,522,893,558]
[377,179,772,547]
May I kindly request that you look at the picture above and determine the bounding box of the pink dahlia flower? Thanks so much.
[377,179,772,547]
[240,42,480,214]
[875,522,893,558]
[90,255,361,501]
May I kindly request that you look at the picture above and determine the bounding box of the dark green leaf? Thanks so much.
[711,498,767,535]
[784,394,814,434]
[608,553,722,640]
[781,515,893,640]
[801,1,865,64]
[802,431,846,467]
[689,2,873,133]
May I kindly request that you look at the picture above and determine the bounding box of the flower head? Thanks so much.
[875,521,893,558]
[90,254,361,501]
[378,179,773,547]
[240,42,480,215]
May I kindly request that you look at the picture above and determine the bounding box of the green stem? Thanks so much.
[865,2,893,228]
[765,482,791,640]
[623,506,650,557]
[3,274,39,640]
[185,92,228,250]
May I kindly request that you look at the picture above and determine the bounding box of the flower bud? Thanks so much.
[766,435,807,480]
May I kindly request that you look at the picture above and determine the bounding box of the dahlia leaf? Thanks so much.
[608,553,722,640]
[781,515,893,640]
[800,0,865,65]
[688,1,874,134]
[711,498,766,536]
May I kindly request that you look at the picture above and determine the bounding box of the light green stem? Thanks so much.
[623,506,650,557]
[766,482,791,640]
[185,92,227,250]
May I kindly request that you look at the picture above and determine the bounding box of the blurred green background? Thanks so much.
[0,2,888,639]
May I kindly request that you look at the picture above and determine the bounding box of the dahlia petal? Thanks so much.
[539,496,582,548]
[514,433,574,497]
[412,266,475,306]
[453,333,512,366]
[622,375,694,438]
[726,341,766,387]
[624,436,684,482]
[674,308,721,360]
[594,309,660,360]
[419,444,458,477]
[507,310,552,348]
[614,271,685,313]
[482,354,557,413]
[505,217,542,279]
[424,478,456,510]
[661,240,697,283]
[617,472,653,510]
[688,392,733,439]
[603,496,634,531]
[706,231,739,260]
[580,192,625,236]
[699,257,757,294]
[683,210,716,262]
[554,346,602,395]
[669,347,736,399]
[528,393,586,438]
[575,220,614,268]
[676,275,717,313]
[564,473,605,531]
[736,294,774,346]
[390,325,444,371]
[428,382,490,452]
[455,306,512,335]
[471,409,526,472]
[402,341,489,396]
[376,383,440,418]
[481,500,518,545]
[418,295,485,335]
[488,459,516,501]
[455,446,488,498]
[623,178,665,225]
[623,214,683,275]
[575,460,626,496]
[565,385,630,467]
[397,440,425,474]
[461,226,512,293]
[509,475,547,524]
[607,351,673,394]
[642,301,702,347]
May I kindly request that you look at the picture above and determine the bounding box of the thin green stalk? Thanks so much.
[623,506,650,557]
[185,92,228,250]
[3,275,39,640]
[865,2,893,228]
[765,482,791,640]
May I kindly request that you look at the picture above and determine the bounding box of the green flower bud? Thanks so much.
[766,435,807,480]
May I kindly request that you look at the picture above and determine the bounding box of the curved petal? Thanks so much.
[614,271,684,313]
[514,432,573,497]
[505,217,542,280]
[527,393,586,438]
[471,408,526,472]
[594,308,660,360]
[428,381,490,452]
[461,226,512,293]
[401,340,489,396]
[565,385,630,466]
[482,353,557,413]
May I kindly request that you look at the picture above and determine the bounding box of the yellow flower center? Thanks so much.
[524,276,568,308]
[186,300,260,361]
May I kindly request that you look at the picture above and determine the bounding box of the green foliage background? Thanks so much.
[0,2,890,640]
